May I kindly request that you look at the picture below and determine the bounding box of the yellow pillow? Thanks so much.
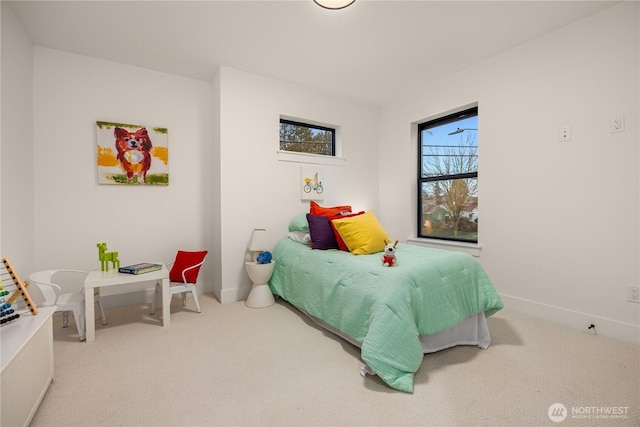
[331,211,390,255]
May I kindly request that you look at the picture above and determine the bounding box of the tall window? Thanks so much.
[279,119,335,156]
[418,107,478,243]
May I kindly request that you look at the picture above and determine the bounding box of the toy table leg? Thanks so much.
[84,287,95,342]
[161,278,170,327]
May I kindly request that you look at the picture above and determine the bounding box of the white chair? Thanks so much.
[28,269,107,341]
[150,251,207,315]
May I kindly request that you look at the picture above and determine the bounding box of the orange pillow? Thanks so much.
[169,250,208,283]
[309,201,352,216]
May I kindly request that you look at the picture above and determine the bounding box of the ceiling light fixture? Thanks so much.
[313,0,355,10]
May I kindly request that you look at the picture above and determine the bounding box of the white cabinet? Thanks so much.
[1,307,56,427]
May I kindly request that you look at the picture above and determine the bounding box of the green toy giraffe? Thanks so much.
[97,242,120,271]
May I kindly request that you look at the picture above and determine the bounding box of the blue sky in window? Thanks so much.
[422,116,478,148]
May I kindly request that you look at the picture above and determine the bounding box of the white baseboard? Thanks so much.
[219,286,247,304]
[500,293,639,345]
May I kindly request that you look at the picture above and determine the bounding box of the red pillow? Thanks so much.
[169,250,208,283]
[329,211,365,251]
[309,200,352,216]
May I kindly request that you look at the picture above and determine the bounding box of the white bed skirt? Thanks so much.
[419,312,491,352]
[289,301,491,362]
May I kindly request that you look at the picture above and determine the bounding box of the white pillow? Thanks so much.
[288,231,311,245]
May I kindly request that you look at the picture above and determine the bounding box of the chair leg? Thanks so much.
[191,289,201,313]
[181,292,187,306]
[73,306,86,341]
[150,283,160,315]
[96,299,108,325]
[62,311,69,328]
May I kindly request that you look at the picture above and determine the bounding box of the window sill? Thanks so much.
[277,151,345,166]
[406,237,482,257]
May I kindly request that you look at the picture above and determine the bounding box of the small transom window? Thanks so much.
[279,119,335,156]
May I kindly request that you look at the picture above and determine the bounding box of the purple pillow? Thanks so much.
[306,214,339,250]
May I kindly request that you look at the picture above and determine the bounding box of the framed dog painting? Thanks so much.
[96,121,169,185]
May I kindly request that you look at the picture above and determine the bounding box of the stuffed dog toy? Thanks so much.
[381,240,398,267]
[114,127,153,183]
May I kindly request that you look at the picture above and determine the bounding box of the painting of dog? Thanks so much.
[114,127,153,183]
[96,121,169,185]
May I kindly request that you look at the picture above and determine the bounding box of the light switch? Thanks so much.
[610,116,625,133]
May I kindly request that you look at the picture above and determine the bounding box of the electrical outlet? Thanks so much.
[611,116,625,133]
[628,286,640,303]
[560,126,571,142]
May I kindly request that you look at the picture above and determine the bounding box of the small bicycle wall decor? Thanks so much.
[300,166,324,201]
[303,173,323,195]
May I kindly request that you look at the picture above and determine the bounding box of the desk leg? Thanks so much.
[84,287,95,342]
[161,278,170,327]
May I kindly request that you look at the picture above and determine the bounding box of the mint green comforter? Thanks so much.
[269,238,503,393]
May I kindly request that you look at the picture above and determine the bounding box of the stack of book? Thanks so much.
[118,263,162,275]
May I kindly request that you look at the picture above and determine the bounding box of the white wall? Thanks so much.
[215,67,379,302]
[1,3,35,273]
[210,70,223,306]
[378,2,640,343]
[30,48,213,305]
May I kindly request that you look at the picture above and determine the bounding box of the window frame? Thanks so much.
[417,106,478,243]
[279,118,336,157]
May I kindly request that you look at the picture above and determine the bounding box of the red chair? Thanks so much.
[150,250,207,315]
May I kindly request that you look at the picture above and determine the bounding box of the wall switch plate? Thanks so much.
[611,116,625,133]
[560,126,571,142]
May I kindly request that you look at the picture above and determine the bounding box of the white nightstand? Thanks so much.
[245,261,276,308]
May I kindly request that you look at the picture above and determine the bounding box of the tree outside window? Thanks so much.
[418,107,478,242]
[280,119,335,156]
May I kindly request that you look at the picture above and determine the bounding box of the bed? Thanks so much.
[268,235,503,393]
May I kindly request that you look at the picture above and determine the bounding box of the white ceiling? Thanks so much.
[7,0,617,106]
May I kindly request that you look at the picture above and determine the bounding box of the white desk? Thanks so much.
[83,266,169,342]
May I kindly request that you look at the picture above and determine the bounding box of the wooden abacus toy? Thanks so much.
[0,257,38,326]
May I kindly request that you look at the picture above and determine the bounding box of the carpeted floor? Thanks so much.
[29,294,639,427]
